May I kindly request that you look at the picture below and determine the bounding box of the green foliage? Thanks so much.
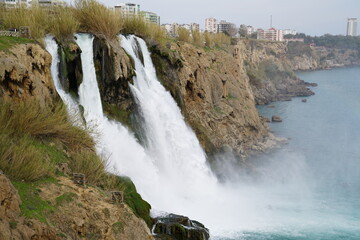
[102,102,132,129]
[55,192,78,206]
[0,100,95,181]
[112,221,125,234]
[0,134,53,181]
[0,36,33,52]
[287,42,313,58]
[288,33,360,50]
[108,176,152,227]
[12,179,57,222]
[9,221,17,229]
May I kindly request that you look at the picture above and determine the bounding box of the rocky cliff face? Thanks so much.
[150,42,278,158]
[0,43,56,106]
[234,40,315,105]
[287,44,360,71]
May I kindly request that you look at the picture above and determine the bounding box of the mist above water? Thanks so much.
[46,34,360,240]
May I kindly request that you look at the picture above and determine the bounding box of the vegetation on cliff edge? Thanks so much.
[0,100,152,226]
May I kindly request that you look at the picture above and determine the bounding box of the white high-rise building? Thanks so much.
[283,29,297,35]
[205,18,217,33]
[0,0,30,8]
[141,11,160,25]
[114,3,140,18]
[347,18,358,36]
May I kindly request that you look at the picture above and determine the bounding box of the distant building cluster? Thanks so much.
[347,18,358,36]
[113,3,160,25]
[205,18,237,36]
[0,0,64,8]
[161,23,200,37]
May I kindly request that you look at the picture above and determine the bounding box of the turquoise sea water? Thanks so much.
[216,67,360,240]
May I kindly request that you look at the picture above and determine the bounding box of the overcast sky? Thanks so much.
[91,0,359,36]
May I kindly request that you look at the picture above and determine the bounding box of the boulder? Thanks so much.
[272,115,283,122]
[302,99,307,103]
[153,214,209,240]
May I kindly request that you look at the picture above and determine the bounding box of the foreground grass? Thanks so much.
[0,36,33,52]
[0,99,151,225]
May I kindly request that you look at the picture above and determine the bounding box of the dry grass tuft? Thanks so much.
[74,0,122,40]
[0,133,52,181]
[122,16,167,45]
[49,7,80,43]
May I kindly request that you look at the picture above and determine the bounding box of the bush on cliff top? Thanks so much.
[122,16,167,45]
[74,0,123,40]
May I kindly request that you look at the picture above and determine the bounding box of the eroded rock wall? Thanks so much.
[0,44,56,106]
[234,40,314,105]
[150,42,275,157]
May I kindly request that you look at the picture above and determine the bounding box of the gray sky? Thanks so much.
[94,0,359,36]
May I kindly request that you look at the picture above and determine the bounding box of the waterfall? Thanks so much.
[48,33,332,238]
[44,36,80,122]
[120,35,218,199]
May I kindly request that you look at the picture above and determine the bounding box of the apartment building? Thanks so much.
[114,3,140,17]
[141,11,160,25]
[283,29,297,35]
[217,20,237,36]
[205,18,217,33]
[257,28,284,41]
[0,0,29,8]
[191,23,200,32]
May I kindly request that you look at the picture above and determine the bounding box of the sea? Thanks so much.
[220,67,360,240]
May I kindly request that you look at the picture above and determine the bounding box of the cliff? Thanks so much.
[234,40,315,105]
[0,42,56,106]
[286,42,360,71]
[149,41,279,158]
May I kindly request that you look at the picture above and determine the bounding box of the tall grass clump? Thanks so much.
[212,32,231,47]
[0,100,98,181]
[0,133,52,181]
[122,16,167,45]
[69,151,107,185]
[177,27,191,42]
[2,6,49,40]
[192,30,203,47]
[49,7,79,43]
[74,0,122,40]
[1,101,94,151]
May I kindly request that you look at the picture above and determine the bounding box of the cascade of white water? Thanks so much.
[120,35,218,195]
[73,34,160,195]
[44,36,81,122]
